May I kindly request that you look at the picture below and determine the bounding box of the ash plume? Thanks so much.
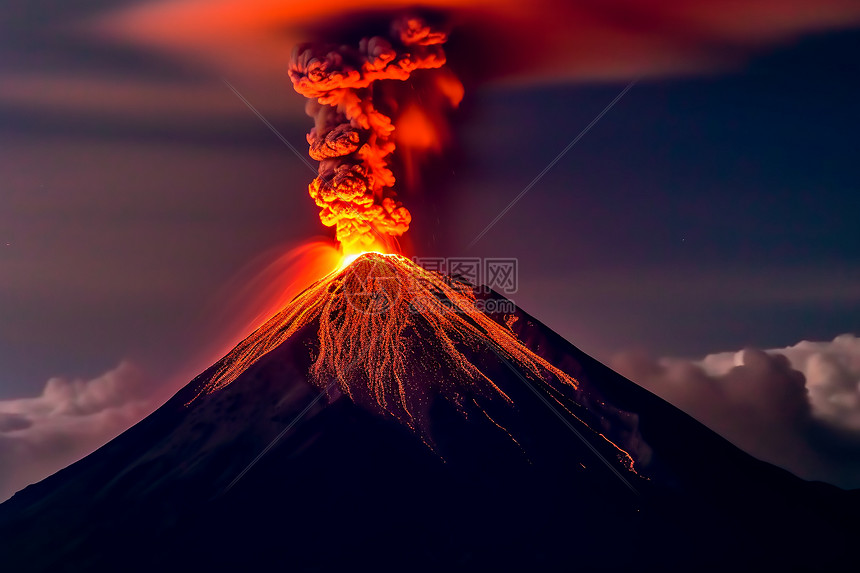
[288,16,457,252]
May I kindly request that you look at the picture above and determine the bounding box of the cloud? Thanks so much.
[5,1,860,126]
[89,0,860,83]
[0,362,157,502]
[0,74,257,126]
[612,334,860,488]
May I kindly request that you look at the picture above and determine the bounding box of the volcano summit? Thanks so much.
[0,254,856,572]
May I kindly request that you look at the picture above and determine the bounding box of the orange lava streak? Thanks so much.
[193,253,577,433]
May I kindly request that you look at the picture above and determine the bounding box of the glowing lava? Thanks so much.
[193,254,574,430]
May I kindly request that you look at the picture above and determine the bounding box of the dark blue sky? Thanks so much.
[431,30,860,360]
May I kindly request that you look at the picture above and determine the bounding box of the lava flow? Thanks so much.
[193,253,577,434]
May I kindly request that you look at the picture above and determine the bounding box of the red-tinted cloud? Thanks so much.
[90,0,860,83]
[3,1,859,135]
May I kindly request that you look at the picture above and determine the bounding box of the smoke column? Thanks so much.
[288,16,454,254]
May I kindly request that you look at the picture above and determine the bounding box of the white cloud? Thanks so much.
[613,334,860,488]
[0,361,157,502]
[701,334,860,431]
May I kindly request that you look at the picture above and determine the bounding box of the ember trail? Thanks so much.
[194,254,572,430]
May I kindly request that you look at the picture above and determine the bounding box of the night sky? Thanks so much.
[461,40,860,358]
[1,1,859,495]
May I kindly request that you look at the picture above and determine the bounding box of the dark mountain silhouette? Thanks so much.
[0,254,855,572]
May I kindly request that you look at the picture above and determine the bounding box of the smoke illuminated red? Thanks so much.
[289,16,459,254]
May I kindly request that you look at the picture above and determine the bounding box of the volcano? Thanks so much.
[0,254,856,572]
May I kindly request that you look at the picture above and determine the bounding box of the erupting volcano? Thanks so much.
[1,11,858,573]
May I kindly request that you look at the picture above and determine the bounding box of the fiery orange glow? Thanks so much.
[392,70,462,189]
[289,16,458,252]
[220,241,342,339]
[338,251,375,269]
[184,241,342,382]
[395,105,441,152]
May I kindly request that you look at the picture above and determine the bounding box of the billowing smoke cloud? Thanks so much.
[0,362,157,502]
[613,334,860,488]
[288,16,459,252]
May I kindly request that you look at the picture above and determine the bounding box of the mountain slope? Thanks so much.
[0,255,855,572]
